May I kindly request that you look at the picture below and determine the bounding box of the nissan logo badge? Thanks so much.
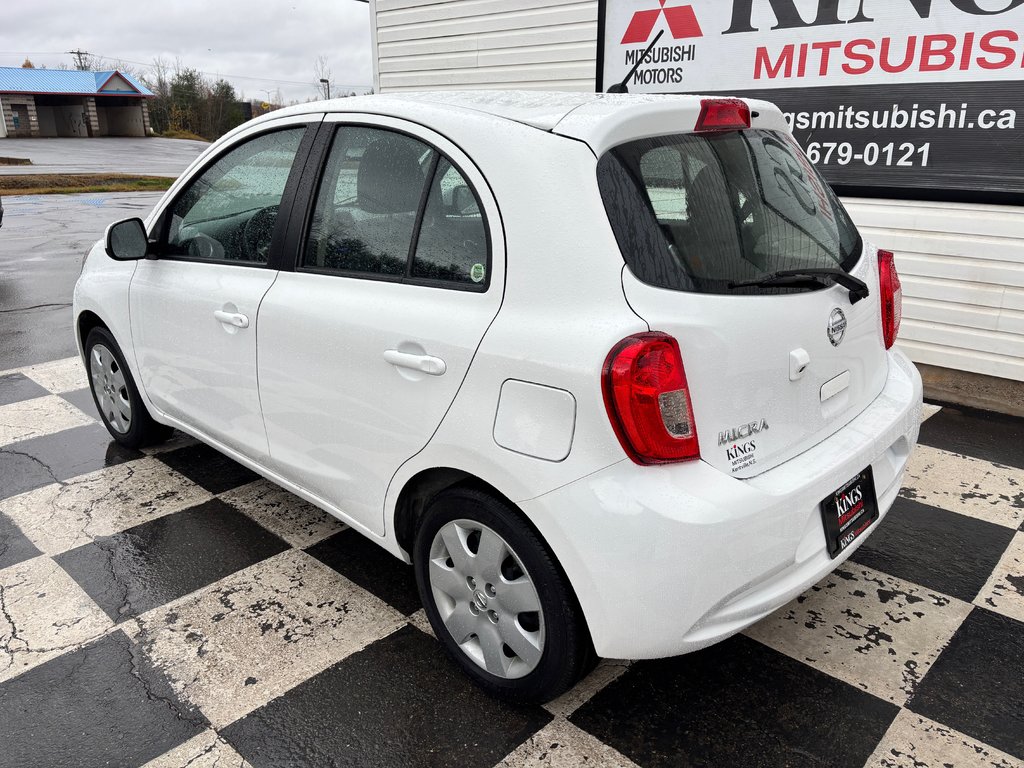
[827,308,848,347]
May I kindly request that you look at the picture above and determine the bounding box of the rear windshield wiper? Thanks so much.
[729,268,870,304]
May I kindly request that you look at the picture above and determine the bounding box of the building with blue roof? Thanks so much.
[0,67,154,139]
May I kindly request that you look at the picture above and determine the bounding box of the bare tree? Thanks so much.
[142,57,174,134]
[314,55,334,100]
[100,57,147,81]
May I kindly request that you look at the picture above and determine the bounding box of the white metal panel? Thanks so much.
[377,3,594,41]
[378,22,595,58]
[373,0,598,93]
[845,198,1024,383]
[896,253,1024,288]
[898,340,1024,381]
[493,380,577,462]
[381,62,595,90]
[378,0,581,27]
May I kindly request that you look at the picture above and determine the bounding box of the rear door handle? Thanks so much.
[213,310,249,328]
[383,349,446,376]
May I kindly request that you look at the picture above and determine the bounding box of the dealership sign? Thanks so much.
[598,0,1024,198]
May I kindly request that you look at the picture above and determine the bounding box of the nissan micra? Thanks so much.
[74,91,923,702]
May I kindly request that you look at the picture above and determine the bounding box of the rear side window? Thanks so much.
[411,159,488,285]
[305,127,435,277]
[303,126,490,289]
[597,130,862,295]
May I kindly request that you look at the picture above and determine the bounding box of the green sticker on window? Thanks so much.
[470,263,485,283]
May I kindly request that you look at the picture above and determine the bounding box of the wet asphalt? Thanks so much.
[0,192,165,369]
[0,136,210,177]
[0,135,205,370]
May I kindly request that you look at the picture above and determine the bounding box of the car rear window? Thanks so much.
[597,130,862,295]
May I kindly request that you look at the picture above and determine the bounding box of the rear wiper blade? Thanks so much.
[729,268,870,304]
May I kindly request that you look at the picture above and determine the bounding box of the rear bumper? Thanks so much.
[521,349,923,659]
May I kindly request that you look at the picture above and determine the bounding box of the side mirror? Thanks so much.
[105,218,150,261]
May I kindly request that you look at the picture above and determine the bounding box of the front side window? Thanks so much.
[304,126,490,289]
[166,128,304,264]
[597,130,862,295]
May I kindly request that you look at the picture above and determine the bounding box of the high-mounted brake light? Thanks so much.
[695,98,751,132]
[602,332,700,465]
[878,249,903,349]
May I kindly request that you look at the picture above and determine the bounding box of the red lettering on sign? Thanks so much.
[754,45,795,79]
[752,29,1023,79]
[843,39,876,74]
[880,37,917,72]
[978,29,1019,69]
[921,34,958,71]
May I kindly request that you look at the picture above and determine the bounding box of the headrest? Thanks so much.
[357,137,426,214]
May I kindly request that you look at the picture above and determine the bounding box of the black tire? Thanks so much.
[413,485,592,703]
[84,326,172,449]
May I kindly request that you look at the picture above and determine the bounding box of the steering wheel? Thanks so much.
[242,205,279,263]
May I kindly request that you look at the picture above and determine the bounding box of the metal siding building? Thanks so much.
[373,0,599,91]
[366,0,1024,388]
[0,68,154,139]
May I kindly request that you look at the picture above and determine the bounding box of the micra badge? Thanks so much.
[718,419,769,446]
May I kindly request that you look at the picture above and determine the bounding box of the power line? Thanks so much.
[67,49,91,70]
[103,53,369,89]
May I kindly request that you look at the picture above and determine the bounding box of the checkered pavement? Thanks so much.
[1,356,1022,768]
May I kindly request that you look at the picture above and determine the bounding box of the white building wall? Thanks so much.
[372,0,598,92]
[847,199,1024,382]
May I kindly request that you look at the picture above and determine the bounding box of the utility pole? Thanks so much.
[319,78,331,100]
[67,49,92,71]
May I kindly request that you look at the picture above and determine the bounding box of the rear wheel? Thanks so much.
[413,486,591,702]
[85,326,171,449]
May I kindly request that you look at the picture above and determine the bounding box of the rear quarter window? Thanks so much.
[597,130,862,295]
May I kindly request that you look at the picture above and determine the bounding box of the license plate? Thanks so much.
[820,467,879,559]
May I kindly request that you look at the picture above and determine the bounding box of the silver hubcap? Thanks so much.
[89,344,132,434]
[429,520,544,679]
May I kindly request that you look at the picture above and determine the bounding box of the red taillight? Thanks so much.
[878,249,903,349]
[602,333,700,465]
[695,99,751,132]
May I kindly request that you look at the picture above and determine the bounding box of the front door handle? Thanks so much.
[383,349,446,376]
[213,310,249,329]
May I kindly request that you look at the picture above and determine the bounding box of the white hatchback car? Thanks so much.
[74,91,922,702]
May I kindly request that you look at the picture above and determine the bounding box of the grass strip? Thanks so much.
[0,174,173,196]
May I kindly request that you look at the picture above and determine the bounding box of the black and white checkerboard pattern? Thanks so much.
[1,357,1022,768]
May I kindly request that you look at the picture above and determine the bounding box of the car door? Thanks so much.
[130,118,317,459]
[257,115,504,536]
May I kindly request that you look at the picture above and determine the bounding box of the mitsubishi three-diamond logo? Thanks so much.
[620,1,703,44]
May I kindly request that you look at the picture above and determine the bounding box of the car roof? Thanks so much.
[268,90,613,131]
[259,90,789,156]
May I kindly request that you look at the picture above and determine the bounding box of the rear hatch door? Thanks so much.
[597,125,888,478]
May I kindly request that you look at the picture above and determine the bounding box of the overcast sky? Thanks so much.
[0,0,373,103]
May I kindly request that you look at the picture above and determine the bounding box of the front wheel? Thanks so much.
[413,486,592,702]
[85,326,171,449]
